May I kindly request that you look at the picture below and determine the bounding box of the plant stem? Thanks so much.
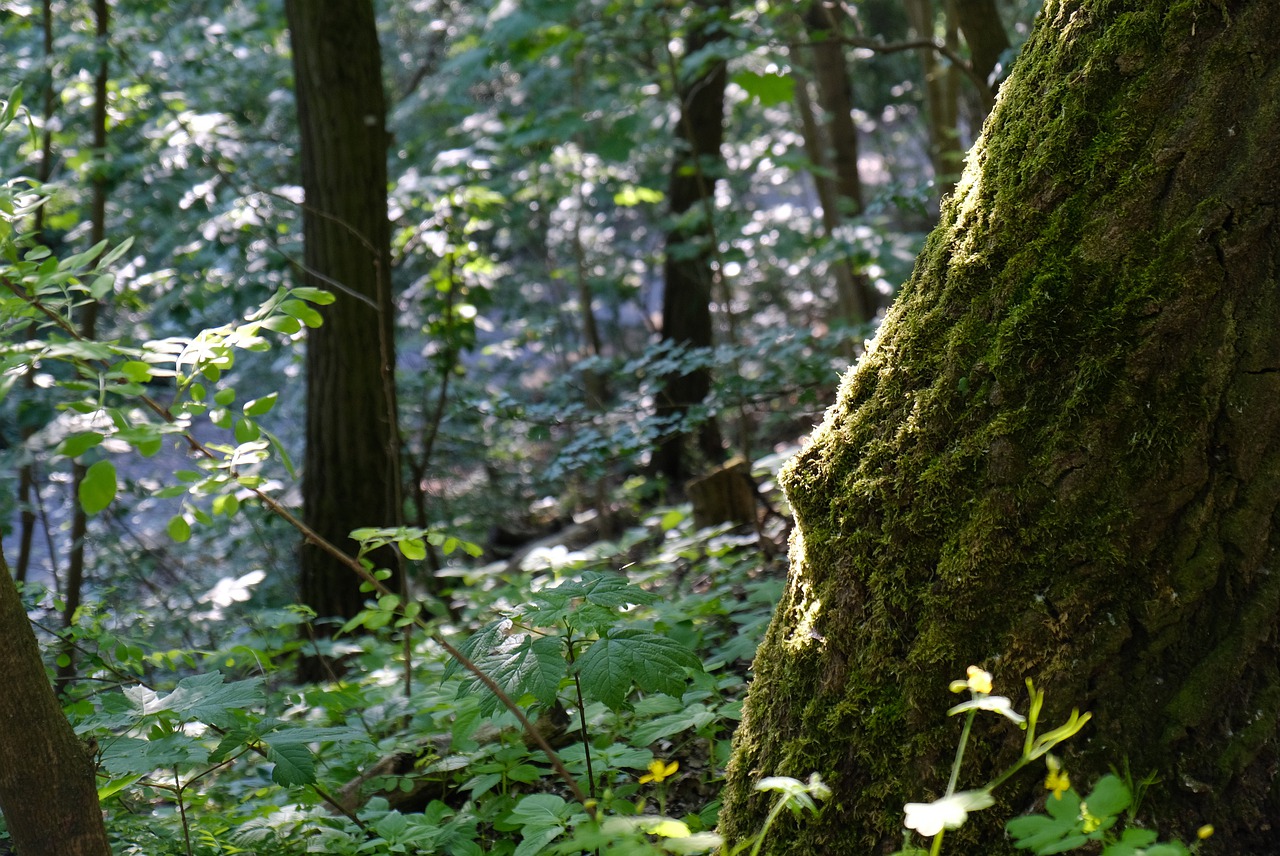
[945,709,976,796]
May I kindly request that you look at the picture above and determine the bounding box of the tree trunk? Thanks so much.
[955,0,1009,94]
[59,0,111,689]
[905,0,962,202]
[720,1,1280,852]
[0,543,111,856]
[285,0,401,642]
[795,2,877,329]
[653,0,730,487]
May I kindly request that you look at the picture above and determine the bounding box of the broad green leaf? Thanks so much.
[78,460,117,515]
[509,793,569,829]
[97,773,144,802]
[630,705,719,745]
[168,515,191,543]
[575,629,702,710]
[731,70,796,106]
[290,286,335,305]
[279,298,323,328]
[89,273,115,299]
[59,431,104,458]
[401,537,427,560]
[261,314,301,335]
[464,633,565,715]
[134,672,265,728]
[265,739,316,786]
[243,392,278,416]
[513,826,563,856]
[234,418,260,443]
[1084,774,1130,817]
[118,360,152,383]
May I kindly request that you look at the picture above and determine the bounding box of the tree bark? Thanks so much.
[905,0,963,202]
[795,2,877,328]
[721,0,1280,852]
[0,543,111,856]
[955,0,1009,93]
[653,0,730,487]
[285,0,401,642]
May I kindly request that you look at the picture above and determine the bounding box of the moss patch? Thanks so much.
[719,0,1280,852]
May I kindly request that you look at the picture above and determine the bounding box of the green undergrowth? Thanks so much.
[45,503,786,856]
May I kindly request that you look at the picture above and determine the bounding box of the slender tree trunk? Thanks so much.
[0,542,111,856]
[16,0,59,584]
[653,0,729,487]
[905,0,962,202]
[285,0,401,651]
[795,2,876,329]
[721,0,1280,852]
[955,0,1009,95]
[59,0,110,688]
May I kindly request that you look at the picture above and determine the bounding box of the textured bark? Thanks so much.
[906,0,963,201]
[796,2,877,327]
[286,0,400,635]
[653,0,729,486]
[721,1,1280,852]
[0,544,111,856]
[955,0,1010,91]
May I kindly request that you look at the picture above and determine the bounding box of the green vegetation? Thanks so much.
[6,0,1270,853]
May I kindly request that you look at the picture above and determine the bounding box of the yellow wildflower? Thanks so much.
[1197,825,1214,840]
[1043,754,1070,800]
[639,759,678,784]
[951,666,993,694]
[1079,802,1101,834]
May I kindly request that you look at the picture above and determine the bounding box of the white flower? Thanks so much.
[903,790,994,837]
[947,694,1027,724]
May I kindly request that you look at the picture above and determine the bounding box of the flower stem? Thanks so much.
[946,710,977,796]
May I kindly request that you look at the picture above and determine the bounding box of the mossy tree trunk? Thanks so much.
[285,0,401,648]
[720,1,1280,852]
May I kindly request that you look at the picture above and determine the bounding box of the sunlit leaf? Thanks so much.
[78,460,117,515]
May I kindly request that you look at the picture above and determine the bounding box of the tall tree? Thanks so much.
[652,0,730,487]
[720,0,1280,852]
[284,0,401,641]
[905,0,962,201]
[58,0,110,689]
[0,542,111,856]
[793,1,877,328]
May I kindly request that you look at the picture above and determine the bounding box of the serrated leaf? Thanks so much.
[575,629,701,710]
[266,739,316,786]
[140,672,265,728]
[78,460,117,515]
[460,633,565,715]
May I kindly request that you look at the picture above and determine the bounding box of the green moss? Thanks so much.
[719,0,1280,851]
